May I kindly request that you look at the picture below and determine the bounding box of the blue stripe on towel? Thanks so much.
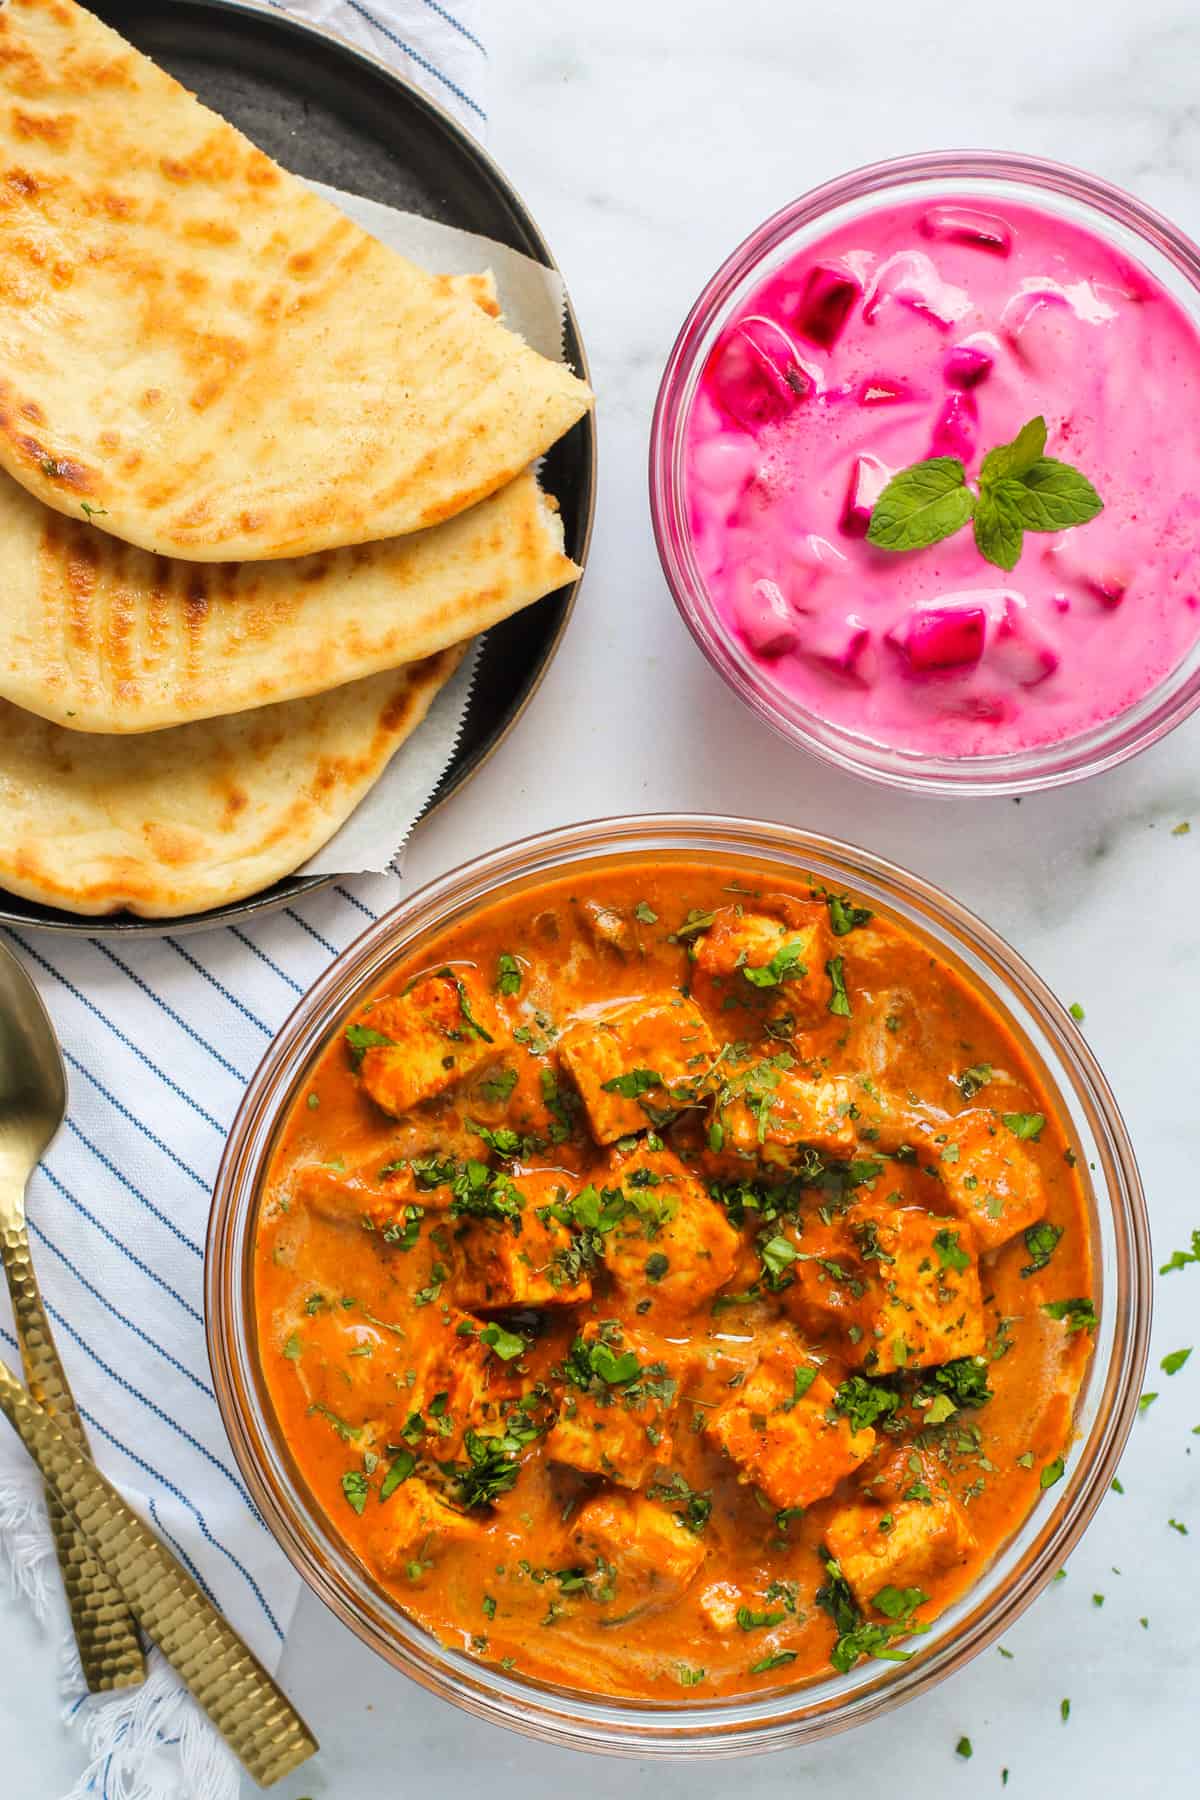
[31,1219,212,1398]
[61,1119,205,1259]
[165,939,275,1036]
[91,943,250,1082]
[37,1166,203,1322]
[62,1051,209,1190]
[345,0,487,118]
[10,937,226,1134]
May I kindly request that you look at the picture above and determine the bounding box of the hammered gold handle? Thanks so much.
[0,1356,317,1788]
[0,1215,146,1691]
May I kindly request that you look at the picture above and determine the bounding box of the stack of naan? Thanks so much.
[0,0,592,917]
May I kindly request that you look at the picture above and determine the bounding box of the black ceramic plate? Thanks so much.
[3,0,594,936]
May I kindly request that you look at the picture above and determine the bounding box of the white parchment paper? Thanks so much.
[297,183,568,876]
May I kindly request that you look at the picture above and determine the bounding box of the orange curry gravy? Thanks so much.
[256,862,1094,1699]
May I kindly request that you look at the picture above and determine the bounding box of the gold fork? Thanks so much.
[0,939,145,1689]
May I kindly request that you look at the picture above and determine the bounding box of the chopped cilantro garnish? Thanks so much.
[344,1023,396,1065]
[478,1065,519,1105]
[480,1322,526,1362]
[828,893,872,936]
[1161,1346,1192,1376]
[792,1365,817,1403]
[341,1469,370,1514]
[672,910,716,942]
[379,1451,415,1500]
[1040,1456,1065,1489]
[954,1063,993,1101]
[634,901,658,924]
[600,1067,662,1098]
[826,956,852,1018]
[933,1228,971,1273]
[1042,1297,1097,1334]
[743,940,808,989]
[956,1736,973,1760]
[646,1471,712,1534]
[916,1357,993,1413]
[1003,1111,1045,1141]
[1160,1229,1200,1275]
[749,1650,797,1673]
[1021,1220,1063,1277]
[495,953,522,996]
[452,1420,539,1508]
[436,968,493,1042]
[834,1374,901,1433]
[736,1605,788,1631]
[759,1233,799,1288]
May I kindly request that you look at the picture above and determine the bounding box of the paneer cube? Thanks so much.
[707,1329,874,1509]
[717,1068,857,1165]
[601,1141,739,1319]
[370,1476,485,1578]
[845,1203,987,1375]
[693,896,835,1029]
[557,997,716,1143]
[779,1215,874,1353]
[937,1110,1046,1251]
[545,1322,678,1487]
[352,972,503,1118]
[296,1159,426,1236]
[697,1579,745,1634]
[405,1308,515,1455]
[825,1485,978,1613]
[568,1492,704,1611]
[452,1192,591,1310]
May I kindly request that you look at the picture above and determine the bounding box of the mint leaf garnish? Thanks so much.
[973,484,1025,572]
[865,457,974,552]
[863,415,1102,570]
[1005,459,1104,532]
[980,413,1047,485]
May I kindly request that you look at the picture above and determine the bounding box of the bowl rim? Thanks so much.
[649,148,1200,798]
[207,812,1152,1755]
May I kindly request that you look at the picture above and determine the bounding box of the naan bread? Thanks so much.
[0,467,575,732]
[0,646,467,917]
[0,0,592,560]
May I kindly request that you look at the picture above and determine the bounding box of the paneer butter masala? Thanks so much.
[257,863,1094,1698]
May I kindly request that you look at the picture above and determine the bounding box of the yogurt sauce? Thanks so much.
[684,196,1200,758]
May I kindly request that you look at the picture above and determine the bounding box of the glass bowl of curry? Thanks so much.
[207,815,1149,1755]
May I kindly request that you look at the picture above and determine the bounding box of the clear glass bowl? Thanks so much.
[207,815,1151,1755]
[650,151,1200,796]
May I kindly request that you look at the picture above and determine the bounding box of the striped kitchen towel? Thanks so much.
[0,7,488,1800]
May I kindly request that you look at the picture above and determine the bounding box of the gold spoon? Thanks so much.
[0,939,145,1690]
[0,1354,317,1786]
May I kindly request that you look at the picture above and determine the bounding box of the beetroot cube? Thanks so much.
[945,343,994,389]
[794,263,862,349]
[889,602,988,673]
[706,316,813,431]
[929,390,977,462]
[840,453,891,538]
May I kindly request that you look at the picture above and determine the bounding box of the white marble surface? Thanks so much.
[6,0,1200,1792]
